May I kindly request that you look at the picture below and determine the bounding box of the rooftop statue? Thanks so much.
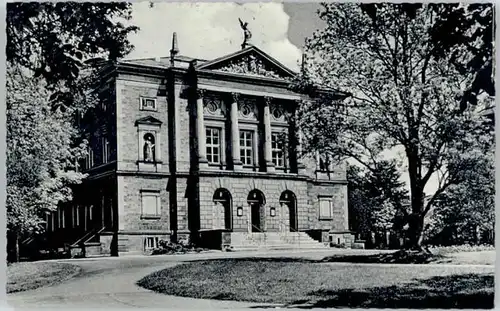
[239,18,252,48]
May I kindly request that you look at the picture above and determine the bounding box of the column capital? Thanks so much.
[196,89,206,99]
[231,92,241,102]
[263,96,273,106]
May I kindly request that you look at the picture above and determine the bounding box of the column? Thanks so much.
[263,97,275,172]
[196,89,208,169]
[297,129,307,174]
[231,93,243,171]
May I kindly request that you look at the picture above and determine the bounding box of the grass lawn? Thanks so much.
[137,258,494,308]
[7,261,81,293]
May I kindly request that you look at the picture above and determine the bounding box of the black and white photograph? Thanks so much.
[5,2,495,309]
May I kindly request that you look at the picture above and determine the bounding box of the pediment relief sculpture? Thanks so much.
[214,54,289,80]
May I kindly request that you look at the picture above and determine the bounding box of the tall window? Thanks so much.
[102,137,111,164]
[141,191,161,218]
[206,127,221,164]
[240,130,254,166]
[85,146,94,169]
[271,132,286,168]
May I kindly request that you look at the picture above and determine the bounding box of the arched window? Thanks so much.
[143,133,156,162]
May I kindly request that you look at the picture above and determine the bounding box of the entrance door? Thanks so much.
[251,203,261,232]
[280,191,297,232]
[247,189,266,232]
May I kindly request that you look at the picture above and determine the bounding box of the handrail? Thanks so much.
[83,226,105,244]
[72,228,96,247]
[277,219,301,247]
[246,220,266,240]
[21,234,35,245]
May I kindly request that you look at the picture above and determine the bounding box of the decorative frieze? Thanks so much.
[203,95,225,117]
[238,98,258,120]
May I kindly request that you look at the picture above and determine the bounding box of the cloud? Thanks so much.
[127,2,302,71]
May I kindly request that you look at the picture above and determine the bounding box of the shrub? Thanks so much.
[429,244,495,255]
[150,240,208,256]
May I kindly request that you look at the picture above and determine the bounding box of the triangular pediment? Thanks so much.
[197,46,296,80]
[135,116,162,126]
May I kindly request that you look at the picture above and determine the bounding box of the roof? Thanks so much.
[121,55,208,69]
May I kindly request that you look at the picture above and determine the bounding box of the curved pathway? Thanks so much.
[6,249,493,310]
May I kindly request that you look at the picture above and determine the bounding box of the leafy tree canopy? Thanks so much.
[6,66,89,235]
[298,3,494,248]
[7,2,138,110]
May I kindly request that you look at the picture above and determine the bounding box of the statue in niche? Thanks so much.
[143,133,156,162]
[239,18,252,47]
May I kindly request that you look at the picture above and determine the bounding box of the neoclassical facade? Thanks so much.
[45,34,354,256]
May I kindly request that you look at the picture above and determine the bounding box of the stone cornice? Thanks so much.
[116,62,168,78]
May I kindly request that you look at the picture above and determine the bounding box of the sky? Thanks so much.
[126,2,440,195]
[126,2,325,72]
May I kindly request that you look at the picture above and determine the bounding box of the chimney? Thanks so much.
[170,32,179,66]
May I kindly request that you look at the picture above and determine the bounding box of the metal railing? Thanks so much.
[71,226,105,247]
[246,220,266,244]
[277,219,301,247]
[83,226,105,244]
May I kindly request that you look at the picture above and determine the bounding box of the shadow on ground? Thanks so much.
[251,273,494,309]
[188,251,435,264]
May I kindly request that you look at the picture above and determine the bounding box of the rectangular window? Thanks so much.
[206,127,221,164]
[240,130,254,166]
[140,97,157,111]
[319,197,333,219]
[59,207,65,229]
[141,191,161,217]
[102,137,110,164]
[51,212,55,231]
[271,132,286,168]
[144,237,159,251]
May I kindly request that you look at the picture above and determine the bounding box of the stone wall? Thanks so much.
[117,175,170,232]
[308,181,349,232]
[116,75,169,173]
[197,174,349,234]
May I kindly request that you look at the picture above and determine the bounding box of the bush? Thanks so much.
[429,244,495,255]
[150,240,208,256]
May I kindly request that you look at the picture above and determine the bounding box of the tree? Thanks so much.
[298,3,494,249]
[348,161,407,248]
[6,2,138,261]
[6,66,90,262]
[428,3,494,111]
[425,147,494,245]
[6,2,138,110]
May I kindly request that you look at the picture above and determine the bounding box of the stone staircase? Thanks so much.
[230,232,329,251]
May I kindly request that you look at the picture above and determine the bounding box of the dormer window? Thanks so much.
[140,97,157,111]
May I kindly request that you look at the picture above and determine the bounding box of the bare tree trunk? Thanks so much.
[15,232,20,263]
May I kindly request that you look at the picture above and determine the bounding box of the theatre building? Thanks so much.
[45,34,354,256]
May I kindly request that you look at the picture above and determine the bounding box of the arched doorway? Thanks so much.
[213,188,232,230]
[247,189,266,232]
[280,190,297,232]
